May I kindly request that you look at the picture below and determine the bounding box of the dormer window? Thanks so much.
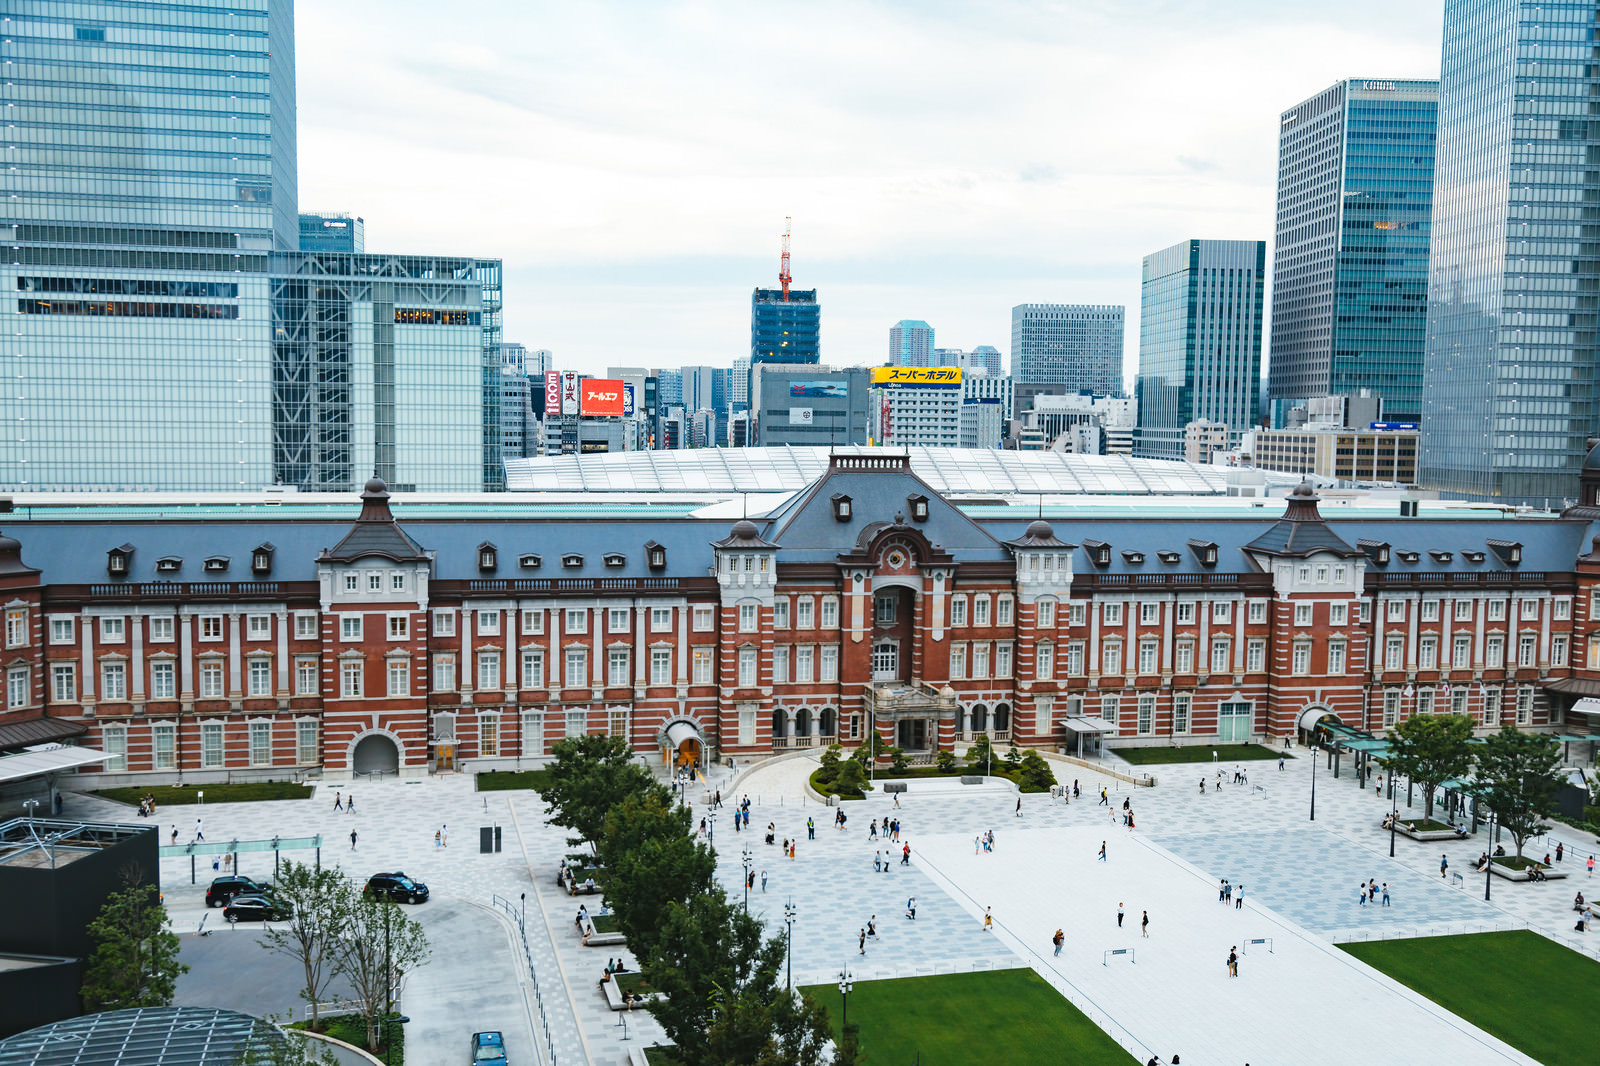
[1428,550,1453,564]
[155,557,182,574]
[645,541,667,570]
[1081,539,1112,568]
[107,544,134,576]
[1487,539,1522,566]
[603,553,626,568]
[1157,550,1180,565]
[1397,550,1420,564]
[831,494,852,522]
[1188,539,1218,567]
[519,553,543,570]
[907,495,929,522]
[477,542,498,572]
[562,553,584,569]
[1358,539,1390,566]
[203,556,229,573]
[1121,550,1145,565]
[251,543,275,575]
[1462,550,1485,564]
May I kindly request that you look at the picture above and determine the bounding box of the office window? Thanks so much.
[1173,694,1191,735]
[1553,635,1569,667]
[1100,695,1119,725]
[1176,641,1195,673]
[1453,635,1471,668]
[795,646,814,683]
[609,648,630,687]
[797,598,815,629]
[480,716,500,758]
[368,573,382,591]
[608,707,629,740]
[1210,639,1230,674]
[1247,639,1265,672]
[1485,688,1502,724]
[1383,689,1400,727]
[520,650,544,689]
[1294,603,1312,626]
[1137,694,1155,735]
[1521,598,1540,620]
[341,615,362,641]
[247,614,271,640]
[388,615,409,640]
[97,660,125,701]
[1417,688,1435,716]
[1139,640,1158,675]
[340,661,363,698]
[521,609,544,635]
[693,605,716,631]
[433,610,456,636]
[651,648,673,685]
[772,647,789,685]
[1554,597,1571,621]
[1386,636,1405,671]
[1487,636,1504,668]
[1359,601,1371,622]
[951,597,968,627]
[1068,602,1087,626]
[1036,643,1053,680]
[1421,600,1439,622]
[297,719,320,764]
[1292,642,1311,676]
[296,657,319,695]
[973,643,991,678]
[1454,599,1473,621]
[1328,642,1346,675]
[388,658,410,697]
[1330,603,1347,627]
[949,644,967,679]
[1517,686,1533,725]
[1066,642,1085,676]
[1518,635,1537,667]
[200,615,223,640]
[1386,600,1406,622]
[5,666,26,709]
[565,709,587,738]
[821,597,839,628]
[998,596,1014,626]
[1140,602,1158,625]
[1037,599,1055,628]
[693,647,714,684]
[151,616,175,643]
[739,604,758,632]
[1176,602,1195,624]
[1099,643,1118,677]
[1248,600,1266,623]
[1488,600,1506,621]
[1212,601,1231,624]
[102,725,127,771]
[650,607,673,633]
[1103,602,1122,626]
[100,616,125,643]
[392,572,406,591]
[199,661,224,699]
[521,712,545,757]
[610,607,630,634]
[1452,689,1469,717]
[250,721,272,766]
[4,609,25,648]
[738,647,758,687]
[344,574,359,593]
[248,657,272,697]
[821,644,839,682]
[201,723,223,769]
[996,642,1012,678]
[50,618,73,644]
[773,599,790,629]
[565,608,587,634]
[153,723,175,770]
[1419,637,1438,670]
[477,610,500,635]
[564,648,588,689]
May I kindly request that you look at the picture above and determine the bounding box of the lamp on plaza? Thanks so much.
[1389,784,1399,858]
[708,811,716,846]
[1485,806,1497,902]
[838,968,854,1030]
[741,845,753,912]
[1309,735,1318,822]
[784,897,797,991]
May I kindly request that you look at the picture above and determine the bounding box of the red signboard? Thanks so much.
[880,393,891,442]
[544,371,561,416]
[581,378,626,417]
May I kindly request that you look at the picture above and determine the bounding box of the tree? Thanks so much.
[832,1023,865,1066]
[334,894,431,1052]
[260,861,352,1032]
[1384,713,1475,821]
[848,729,887,767]
[541,733,657,854]
[887,746,909,774]
[816,745,842,787]
[706,985,835,1066]
[1475,725,1565,860]
[232,1019,339,1066]
[832,758,868,797]
[644,891,775,1065]
[1017,751,1057,793]
[965,733,993,774]
[81,868,188,1012]
[1004,744,1023,770]
[603,789,716,963]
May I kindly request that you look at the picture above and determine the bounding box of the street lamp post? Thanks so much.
[741,845,753,912]
[708,811,716,847]
[1485,808,1497,902]
[1389,793,1398,858]
[1309,739,1318,822]
[838,969,853,1030]
[784,898,797,991]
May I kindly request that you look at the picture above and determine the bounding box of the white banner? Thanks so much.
[791,407,814,425]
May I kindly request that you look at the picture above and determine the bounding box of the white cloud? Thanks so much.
[295,0,1445,378]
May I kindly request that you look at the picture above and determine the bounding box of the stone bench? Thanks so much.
[1486,861,1567,882]
[1391,823,1469,842]
[601,976,662,1012]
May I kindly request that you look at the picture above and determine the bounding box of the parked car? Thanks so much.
[206,875,271,908]
[364,872,430,904]
[469,1031,506,1066]
[223,894,292,923]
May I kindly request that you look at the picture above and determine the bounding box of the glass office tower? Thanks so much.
[2,0,296,490]
[750,288,821,365]
[1010,304,1125,395]
[1267,79,1437,423]
[889,320,935,367]
[1135,240,1266,459]
[1421,1,1598,502]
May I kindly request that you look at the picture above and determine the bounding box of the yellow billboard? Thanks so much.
[869,367,963,388]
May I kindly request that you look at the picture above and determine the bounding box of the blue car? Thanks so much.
[470,1032,507,1066]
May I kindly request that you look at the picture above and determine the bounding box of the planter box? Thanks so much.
[602,976,663,1012]
[1392,823,1468,843]
[1488,860,1568,882]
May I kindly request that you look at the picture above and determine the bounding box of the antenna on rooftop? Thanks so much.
[779,217,792,302]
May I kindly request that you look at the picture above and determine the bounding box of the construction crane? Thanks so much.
[779,217,792,301]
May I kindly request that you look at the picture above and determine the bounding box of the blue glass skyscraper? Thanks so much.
[1268,79,1437,422]
[1421,1,1597,502]
[750,288,820,365]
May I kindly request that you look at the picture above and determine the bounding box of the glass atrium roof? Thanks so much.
[503,446,1290,496]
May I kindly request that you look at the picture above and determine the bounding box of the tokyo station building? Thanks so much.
[7,449,1600,784]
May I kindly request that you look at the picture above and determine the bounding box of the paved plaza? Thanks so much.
[59,742,1600,1065]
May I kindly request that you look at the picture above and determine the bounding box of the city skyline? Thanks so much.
[294,1,1447,380]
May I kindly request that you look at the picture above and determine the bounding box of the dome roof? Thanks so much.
[1584,441,1600,472]
[1024,519,1054,541]
[1292,481,1316,497]
[730,519,760,541]
[363,475,389,496]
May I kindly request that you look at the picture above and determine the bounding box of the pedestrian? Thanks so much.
[350,829,357,850]
[334,790,343,811]
[1015,797,1022,818]
[1117,902,1125,928]
[1381,883,1390,906]
[1235,884,1244,909]
[747,869,755,891]
[1141,910,1149,938]
[906,896,916,920]
[984,907,993,932]
[170,824,178,846]
[1200,778,1206,795]
[761,870,768,892]
[1440,854,1448,878]
[868,916,878,939]
[1358,883,1367,905]
[807,817,814,840]
[1557,842,1564,863]
[870,820,878,840]
[714,788,721,809]
[435,828,442,849]
[347,794,355,814]
[901,843,911,866]
[1227,947,1238,977]
[441,824,448,847]
[194,817,204,841]
[1053,928,1064,955]
[1219,879,1227,903]
[874,851,882,872]
[1099,787,1109,806]
[1098,841,1107,862]
[893,791,901,808]
[1278,756,1285,772]
[1590,855,1595,878]
[1128,811,1135,832]
[859,928,866,955]
[789,840,796,860]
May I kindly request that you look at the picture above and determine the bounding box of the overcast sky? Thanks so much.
[296,1,1446,382]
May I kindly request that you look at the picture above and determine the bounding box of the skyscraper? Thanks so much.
[1010,305,1124,395]
[1422,2,1595,502]
[1135,240,1266,459]
[1267,79,1438,422]
[751,289,821,366]
[889,320,935,367]
[970,345,1004,378]
[299,213,366,254]
[4,0,298,491]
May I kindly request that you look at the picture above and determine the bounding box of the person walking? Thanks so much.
[1099,787,1109,806]
[1557,842,1564,863]
[170,824,178,846]
[761,869,768,892]
[869,819,878,841]
[441,824,448,847]
[906,896,916,920]
[983,907,993,932]
[435,828,442,849]
[874,851,882,873]
[1117,902,1125,928]
[807,817,814,840]
[350,829,358,851]
[1015,797,1022,818]
[1589,855,1595,878]
[1380,883,1390,906]
[1235,884,1244,910]
[1358,883,1367,906]
[868,916,878,940]
[1227,947,1238,977]
[859,928,866,955]
[1052,928,1065,955]
[1440,853,1448,878]
[1098,841,1107,862]
[1141,910,1149,938]
[346,794,355,814]
[194,817,204,842]
[1278,756,1285,772]
[333,790,343,811]
[901,843,911,866]
[789,840,796,861]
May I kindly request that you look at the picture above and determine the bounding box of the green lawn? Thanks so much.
[1109,743,1287,765]
[802,969,1133,1066]
[95,781,312,806]
[1341,931,1599,1066]
[475,768,552,793]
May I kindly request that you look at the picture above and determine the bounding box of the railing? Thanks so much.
[492,894,553,1066]
[87,581,283,599]
[465,577,683,593]
[1373,570,1562,587]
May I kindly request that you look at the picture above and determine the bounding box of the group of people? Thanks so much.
[973,828,997,853]
[1355,878,1390,906]
[135,793,159,817]
[867,816,903,842]
[1218,879,1245,908]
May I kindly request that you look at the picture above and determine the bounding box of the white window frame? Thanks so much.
[1176,601,1196,624]
[1291,642,1311,676]
[7,665,29,708]
[201,722,224,769]
[293,612,317,640]
[477,610,501,635]
[1330,603,1347,627]
[4,608,25,648]
[739,603,758,632]
[693,647,714,684]
[341,615,362,642]
[609,648,631,687]
[565,608,588,635]
[650,607,673,633]
[388,614,409,640]
[520,650,544,689]
[950,644,967,680]
[1293,603,1312,626]
[738,646,758,687]
[1247,639,1265,672]
[1037,599,1055,628]
[297,719,320,764]
[433,610,456,636]
[1210,639,1230,674]
[389,658,411,697]
[100,616,125,643]
[997,596,1014,626]
[821,597,840,628]
[296,657,319,696]
[1176,640,1195,674]
[1139,601,1158,625]
[521,609,544,635]
[1036,642,1053,680]
[1386,600,1406,622]
[609,607,630,634]
[100,660,126,701]
[1212,601,1231,624]
[51,663,76,702]
[150,615,176,643]
[564,648,588,689]
[247,614,271,640]
[340,660,363,698]
[693,605,716,632]
[651,647,673,686]
[250,721,272,767]
[248,656,272,697]
[951,596,968,627]
[101,725,127,771]
[50,617,74,645]
[1328,641,1346,675]
[1102,602,1122,626]
[797,598,815,629]
[198,660,224,699]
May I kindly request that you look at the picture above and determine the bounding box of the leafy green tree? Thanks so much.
[816,745,842,787]
[848,729,887,767]
[1474,725,1565,860]
[603,789,716,964]
[832,758,868,797]
[260,861,352,1032]
[1017,751,1058,793]
[705,985,835,1066]
[832,1023,865,1066]
[1004,744,1023,770]
[965,733,993,774]
[334,894,431,1052]
[1384,713,1475,821]
[81,868,188,1012]
[887,746,909,774]
[644,891,776,1065]
[542,733,656,854]
[935,749,957,774]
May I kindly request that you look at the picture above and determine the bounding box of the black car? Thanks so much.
[206,875,271,908]
[364,872,430,904]
[223,894,292,923]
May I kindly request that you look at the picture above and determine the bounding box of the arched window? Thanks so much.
[771,708,788,738]
[971,704,988,733]
[994,703,1011,733]
[820,707,837,737]
[795,708,812,737]
[872,642,898,680]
